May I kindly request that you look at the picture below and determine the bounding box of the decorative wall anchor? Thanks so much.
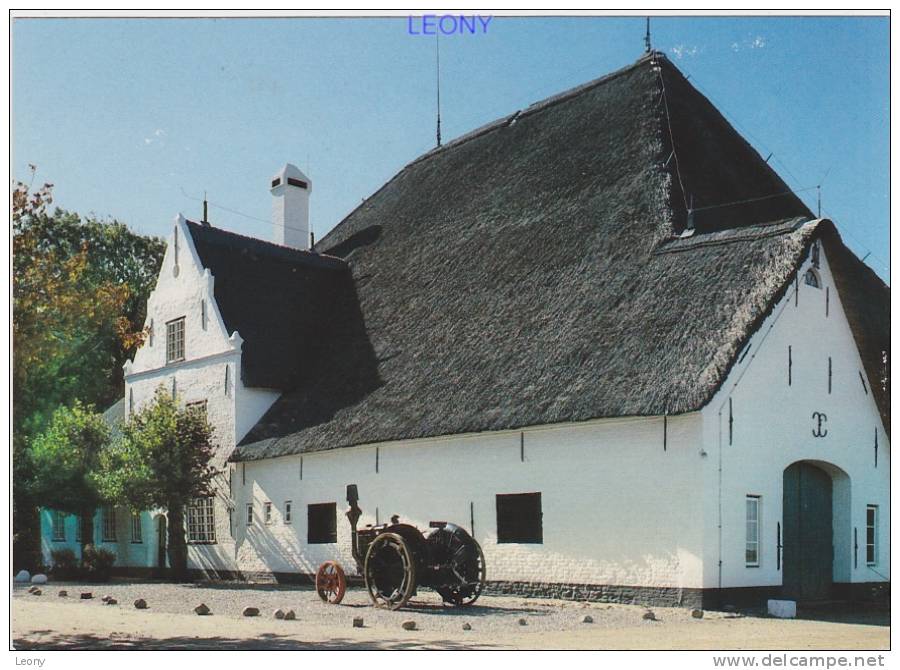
[811,412,828,438]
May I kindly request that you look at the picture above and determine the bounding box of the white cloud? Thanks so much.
[671,44,699,59]
[751,35,766,49]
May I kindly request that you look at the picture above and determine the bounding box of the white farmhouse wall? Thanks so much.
[119,215,280,572]
[700,239,890,591]
[232,413,706,592]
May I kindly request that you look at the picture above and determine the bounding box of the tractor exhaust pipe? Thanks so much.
[346,484,363,571]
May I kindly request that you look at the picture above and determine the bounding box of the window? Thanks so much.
[264,502,273,524]
[131,511,143,543]
[496,492,543,543]
[866,505,878,565]
[187,497,216,543]
[284,501,292,524]
[186,400,207,421]
[201,299,207,330]
[307,503,337,544]
[246,503,253,526]
[75,514,83,542]
[149,318,154,347]
[102,506,117,542]
[166,317,185,363]
[52,510,66,542]
[804,269,821,288]
[746,496,761,567]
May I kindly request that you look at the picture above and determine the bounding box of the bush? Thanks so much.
[50,548,78,579]
[81,545,116,582]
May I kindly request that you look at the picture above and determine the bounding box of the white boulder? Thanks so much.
[31,574,48,584]
[14,570,30,583]
[767,599,796,619]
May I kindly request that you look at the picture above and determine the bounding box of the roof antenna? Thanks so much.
[644,16,652,54]
[435,31,442,147]
[202,191,210,226]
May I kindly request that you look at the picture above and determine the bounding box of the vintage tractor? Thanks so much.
[315,484,486,610]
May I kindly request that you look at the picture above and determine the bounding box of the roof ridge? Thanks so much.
[319,53,664,251]
[186,220,346,268]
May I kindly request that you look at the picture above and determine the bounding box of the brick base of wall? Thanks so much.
[110,567,888,611]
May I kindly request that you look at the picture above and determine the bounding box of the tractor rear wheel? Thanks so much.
[315,560,347,604]
[364,532,417,610]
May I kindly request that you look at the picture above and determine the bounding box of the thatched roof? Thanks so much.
[226,53,887,461]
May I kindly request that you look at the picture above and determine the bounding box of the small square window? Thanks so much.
[496,493,542,543]
[264,502,273,525]
[246,503,254,526]
[52,510,66,542]
[866,505,878,565]
[284,501,292,524]
[166,317,185,363]
[308,503,337,544]
[186,400,207,421]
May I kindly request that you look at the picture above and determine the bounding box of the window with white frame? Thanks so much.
[75,514,84,542]
[866,505,878,565]
[284,501,292,524]
[52,510,66,542]
[187,497,216,544]
[746,496,760,567]
[246,503,253,526]
[264,502,273,524]
[166,317,185,363]
[131,511,143,543]
[102,506,117,542]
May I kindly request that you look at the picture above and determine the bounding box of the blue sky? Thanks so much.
[12,14,889,281]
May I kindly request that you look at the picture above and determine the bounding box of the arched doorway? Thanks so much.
[783,462,833,601]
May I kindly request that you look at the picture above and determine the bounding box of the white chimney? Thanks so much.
[270,163,312,250]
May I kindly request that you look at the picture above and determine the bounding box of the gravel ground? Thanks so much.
[13,579,720,635]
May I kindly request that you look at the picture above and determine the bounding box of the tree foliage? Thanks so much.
[13,174,165,440]
[98,388,217,579]
[29,401,110,551]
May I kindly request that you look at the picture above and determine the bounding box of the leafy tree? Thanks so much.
[29,401,111,555]
[98,388,217,580]
[12,170,164,570]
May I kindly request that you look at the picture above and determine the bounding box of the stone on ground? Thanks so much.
[134,598,148,609]
[30,588,42,596]
[462,622,472,631]
[194,603,210,615]
[691,609,704,619]
[518,618,527,626]
[58,590,68,598]
[767,599,796,619]
[14,570,30,583]
[283,609,296,621]
[401,620,417,631]
[352,617,364,628]
[242,606,260,617]
[30,574,48,584]
[273,608,285,619]
[643,610,658,621]
[105,598,118,605]
[582,614,594,623]
[27,585,38,594]
[80,592,93,599]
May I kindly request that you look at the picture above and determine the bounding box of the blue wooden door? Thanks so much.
[783,462,833,601]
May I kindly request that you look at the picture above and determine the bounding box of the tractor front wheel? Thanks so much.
[315,560,347,604]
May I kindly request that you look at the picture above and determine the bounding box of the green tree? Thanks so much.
[98,388,217,581]
[29,401,111,555]
[12,171,164,570]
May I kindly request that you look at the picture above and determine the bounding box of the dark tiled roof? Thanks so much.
[228,53,888,461]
